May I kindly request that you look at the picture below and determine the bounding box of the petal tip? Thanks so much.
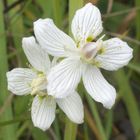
[22,36,35,45]
[77,119,84,124]
[34,18,53,27]
[33,18,43,26]
[103,94,116,109]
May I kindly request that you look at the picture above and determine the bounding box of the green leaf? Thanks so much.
[0,2,17,140]
[128,63,140,73]
[115,69,140,140]
[31,127,49,140]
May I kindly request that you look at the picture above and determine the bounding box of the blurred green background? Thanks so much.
[0,0,140,140]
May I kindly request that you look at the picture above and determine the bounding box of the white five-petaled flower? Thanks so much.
[6,37,84,131]
[33,3,133,109]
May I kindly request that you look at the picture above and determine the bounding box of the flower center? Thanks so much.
[30,73,47,96]
[79,35,106,67]
[80,40,103,62]
[81,42,97,60]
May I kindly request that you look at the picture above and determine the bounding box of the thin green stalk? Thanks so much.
[105,110,113,139]
[69,0,83,35]
[52,0,63,28]
[16,121,29,138]
[8,48,22,59]
[135,1,140,40]
[9,0,26,66]
[83,122,90,140]
[53,118,61,140]
[127,62,140,73]
[0,117,30,127]
[135,0,140,60]
[0,2,17,140]
[85,93,107,140]
[115,69,140,140]
[39,0,53,18]
[31,127,49,140]
[64,117,77,140]
[64,1,84,140]
[115,2,140,139]
[11,0,32,25]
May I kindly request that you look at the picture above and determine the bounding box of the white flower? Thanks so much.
[6,37,84,131]
[33,3,133,109]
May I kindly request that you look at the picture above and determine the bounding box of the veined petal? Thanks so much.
[34,18,77,57]
[47,57,82,98]
[7,68,36,95]
[31,95,56,131]
[82,65,116,109]
[56,91,84,124]
[71,3,103,45]
[22,36,50,72]
[95,38,133,71]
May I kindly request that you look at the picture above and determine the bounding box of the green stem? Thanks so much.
[64,117,77,140]
[115,70,140,140]
[85,93,107,140]
[69,0,83,35]
[135,0,140,40]
[105,110,113,139]
[11,0,32,25]
[16,121,29,138]
[0,2,17,140]
[83,122,90,140]
[0,117,30,127]
[54,117,61,140]
[52,0,63,28]
[9,0,26,67]
[64,1,84,140]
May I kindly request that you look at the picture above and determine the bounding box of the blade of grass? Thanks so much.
[0,94,13,117]
[85,93,107,140]
[105,110,113,139]
[135,1,140,40]
[11,0,32,25]
[0,117,30,127]
[53,117,61,140]
[39,0,53,18]
[64,1,84,140]
[127,62,140,73]
[0,2,17,140]
[52,0,63,28]
[135,0,140,61]
[31,127,49,140]
[9,0,26,66]
[64,117,78,140]
[115,69,140,140]
[85,106,102,140]
[16,121,29,138]
[83,122,90,140]
[68,0,83,35]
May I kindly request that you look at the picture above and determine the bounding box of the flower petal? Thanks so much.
[95,38,133,71]
[22,36,50,72]
[47,57,82,98]
[7,68,36,95]
[82,65,116,109]
[71,3,103,45]
[31,95,56,131]
[56,91,84,124]
[34,18,77,57]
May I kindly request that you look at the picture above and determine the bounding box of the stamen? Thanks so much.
[30,74,47,96]
[86,36,94,42]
